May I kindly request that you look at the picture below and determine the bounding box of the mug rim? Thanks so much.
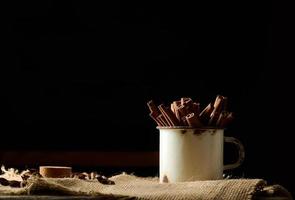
[156,126,225,130]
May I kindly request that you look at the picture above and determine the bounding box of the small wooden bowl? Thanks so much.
[39,166,72,178]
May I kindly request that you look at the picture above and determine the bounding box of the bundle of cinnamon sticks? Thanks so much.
[147,95,234,128]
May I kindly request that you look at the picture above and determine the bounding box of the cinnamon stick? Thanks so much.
[157,114,170,126]
[209,95,225,125]
[185,113,203,127]
[183,98,193,108]
[170,103,175,114]
[147,100,161,116]
[222,97,228,112]
[174,100,181,107]
[147,100,163,126]
[192,102,200,115]
[149,113,163,126]
[199,102,214,124]
[158,104,180,126]
[216,112,225,127]
[211,95,224,116]
[177,104,190,121]
[173,102,182,122]
[219,112,234,127]
[213,95,224,109]
[181,97,191,106]
[181,116,189,126]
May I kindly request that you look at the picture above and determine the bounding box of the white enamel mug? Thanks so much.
[158,127,245,183]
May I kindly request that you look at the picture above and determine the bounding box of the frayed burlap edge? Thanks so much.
[0,174,292,200]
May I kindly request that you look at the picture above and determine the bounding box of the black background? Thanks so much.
[1,0,294,197]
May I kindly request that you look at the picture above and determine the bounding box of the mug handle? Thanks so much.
[223,137,245,171]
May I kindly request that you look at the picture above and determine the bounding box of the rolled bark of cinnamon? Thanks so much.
[199,102,214,124]
[192,103,200,115]
[209,95,225,125]
[216,112,227,127]
[219,112,234,127]
[177,105,191,126]
[181,97,191,106]
[170,103,175,114]
[157,114,170,126]
[213,95,223,109]
[178,105,189,118]
[147,100,165,126]
[150,113,164,126]
[222,97,228,112]
[181,116,189,126]
[158,104,180,126]
[209,110,221,126]
[173,102,182,122]
[185,113,203,127]
[210,96,224,116]
[183,98,193,109]
[147,100,161,116]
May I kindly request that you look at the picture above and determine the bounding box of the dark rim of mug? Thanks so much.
[156,126,225,130]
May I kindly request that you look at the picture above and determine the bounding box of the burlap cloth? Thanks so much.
[0,174,292,200]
